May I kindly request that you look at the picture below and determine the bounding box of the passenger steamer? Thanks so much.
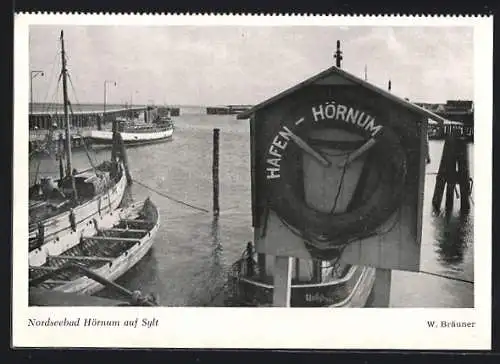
[87,116,174,147]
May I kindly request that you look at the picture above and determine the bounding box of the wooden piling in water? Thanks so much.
[456,137,471,213]
[213,128,220,216]
[432,136,453,211]
[431,135,471,214]
[117,132,133,186]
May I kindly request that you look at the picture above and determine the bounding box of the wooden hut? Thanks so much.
[237,65,447,273]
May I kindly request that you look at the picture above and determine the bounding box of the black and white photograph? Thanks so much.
[13,14,492,349]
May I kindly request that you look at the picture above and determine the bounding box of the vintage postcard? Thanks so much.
[13,13,492,349]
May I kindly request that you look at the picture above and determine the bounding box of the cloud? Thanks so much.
[29,25,473,105]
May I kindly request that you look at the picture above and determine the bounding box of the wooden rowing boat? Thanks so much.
[29,259,158,306]
[29,197,160,296]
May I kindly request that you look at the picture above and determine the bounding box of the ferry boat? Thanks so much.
[87,117,174,147]
[226,245,376,307]
[29,30,129,257]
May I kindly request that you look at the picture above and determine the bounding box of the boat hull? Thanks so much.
[87,128,173,147]
[30,199,160,296]
[29,162,128,262]
[29,200,128,267]
[29,288,130,306]
[227,264,376,307]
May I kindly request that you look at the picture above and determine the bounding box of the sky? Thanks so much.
[29,25,473,106]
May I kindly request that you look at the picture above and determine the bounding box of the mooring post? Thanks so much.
[116,132,133,186]
[456,137,471,213]
[432,136,456,211]
[273,256,293,307]
[212,128,220,216]
[444,136,458,215]
[370,268,392,307]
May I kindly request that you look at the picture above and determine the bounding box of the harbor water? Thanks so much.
[30,109,474,307]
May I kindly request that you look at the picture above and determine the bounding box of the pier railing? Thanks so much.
[429,121,473,142]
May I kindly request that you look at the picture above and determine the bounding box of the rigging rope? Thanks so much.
[417,270,473,284]
[67,73,103,171]
[44,72,63,115]
[40,50,61,113]
[66,73,83,115]
[133,179,209,213]
[67,76,118,212]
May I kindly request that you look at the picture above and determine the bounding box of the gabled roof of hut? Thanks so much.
[237,65,447,126]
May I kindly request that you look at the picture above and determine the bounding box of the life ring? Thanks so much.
[262,101,407,257]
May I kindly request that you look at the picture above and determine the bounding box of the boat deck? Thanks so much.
[29,201,157,290]
[29,163,121,229]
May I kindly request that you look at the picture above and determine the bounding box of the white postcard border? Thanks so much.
[13,14,492,350]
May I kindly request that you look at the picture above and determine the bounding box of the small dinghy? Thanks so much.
[225,243,376,307]
[28,197,160,296]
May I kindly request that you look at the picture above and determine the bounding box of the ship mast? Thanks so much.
[60,30,78,201]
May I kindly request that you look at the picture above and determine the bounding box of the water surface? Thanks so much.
[30,112,474,307]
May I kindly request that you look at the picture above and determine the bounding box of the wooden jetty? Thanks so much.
[29,104,180,151]
[417,100,474,142]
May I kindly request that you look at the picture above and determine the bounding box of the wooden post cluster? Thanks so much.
[432,135,471,214]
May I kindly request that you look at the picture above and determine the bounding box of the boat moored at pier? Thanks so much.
[226,245,376,307]
[87,122,174,147]
[29,31,129,256]
[29,161,128,257]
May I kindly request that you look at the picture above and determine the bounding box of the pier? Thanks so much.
[416,100,474,141]
[28,104,180,152]
[206,105,253,115]
[30,105,156,130]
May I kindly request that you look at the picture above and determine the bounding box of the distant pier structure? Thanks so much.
[29,104,166,152]
[206,105,253,115]
[415,100,474,141]
[157,106,180,117]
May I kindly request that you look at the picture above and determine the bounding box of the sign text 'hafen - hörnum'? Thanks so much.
[265,101,382,180]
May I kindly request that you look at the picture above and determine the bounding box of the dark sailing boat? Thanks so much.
[29,31,129,266]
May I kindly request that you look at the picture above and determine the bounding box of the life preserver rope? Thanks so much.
[263,102,407,258]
